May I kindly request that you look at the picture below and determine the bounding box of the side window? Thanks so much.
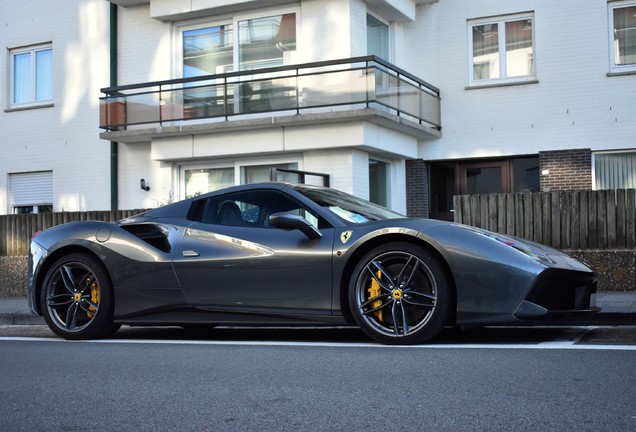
[192,190,320,228]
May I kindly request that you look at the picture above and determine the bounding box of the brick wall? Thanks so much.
[405,159,429,218]
[539,148,592,191]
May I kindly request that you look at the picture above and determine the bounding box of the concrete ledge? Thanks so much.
[0,257,28,297]
[100,108,441,144]
[567,250,636,292]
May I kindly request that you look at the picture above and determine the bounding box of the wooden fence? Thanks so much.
[2,190,635,256]
[453,189,636,250]
[0,210,146,256]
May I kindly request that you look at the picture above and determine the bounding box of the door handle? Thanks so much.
[182,250,200,257]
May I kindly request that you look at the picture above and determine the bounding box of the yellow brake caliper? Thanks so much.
[367,270,383,322]
[86,281,100,318]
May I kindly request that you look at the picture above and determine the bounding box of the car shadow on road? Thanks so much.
[4,324,635,345]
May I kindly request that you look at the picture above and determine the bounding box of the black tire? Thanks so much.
[348,242,450,345]
[40,253,115,340]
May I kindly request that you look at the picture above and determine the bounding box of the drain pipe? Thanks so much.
[109,2,118,211]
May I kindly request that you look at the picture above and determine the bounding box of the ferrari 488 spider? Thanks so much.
[28,183,597,344]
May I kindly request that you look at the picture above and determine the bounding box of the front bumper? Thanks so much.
[514,269,599,319]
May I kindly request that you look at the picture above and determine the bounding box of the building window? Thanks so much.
[594,151,636,189]
[10,44,53,108]
[367,14,390,60]
[610,1,636,73]
[242,163,298,184]
[512,157,540,192]
[9,171,53,214]
[183,25,234,78]
[369,159,390,207]
[185,168,235,198]
[239,13,296,70]
[14,205,53,215]
[180,160,301,200]
[468,13,535,85]
[181,12,296,77]
[179,12,296,117]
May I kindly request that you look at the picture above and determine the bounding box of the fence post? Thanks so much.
[617,189,626,249]
[550,191,561,249]
[453,195,462,224]
[532,192,542,244]
[570,191,580,249]
[606,189,617,249]
[627,189,636,249]
[496,193,506,235]
[579,191,589,249]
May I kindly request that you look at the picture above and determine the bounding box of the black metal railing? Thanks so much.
[100,56,440,132]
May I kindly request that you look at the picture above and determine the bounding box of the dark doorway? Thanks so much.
[428,156,539,221]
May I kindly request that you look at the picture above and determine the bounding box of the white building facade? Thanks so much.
[1,0,112,214]
[1,0,634,217]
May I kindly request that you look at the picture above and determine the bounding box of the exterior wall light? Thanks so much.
[140,178,150,191]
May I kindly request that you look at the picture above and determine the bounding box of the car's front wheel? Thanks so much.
[40,253,115,340]
[349,242,450,345]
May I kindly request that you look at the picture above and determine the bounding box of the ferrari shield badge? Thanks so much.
[340,230,353,244]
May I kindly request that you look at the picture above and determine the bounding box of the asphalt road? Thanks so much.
[1,325,635,431]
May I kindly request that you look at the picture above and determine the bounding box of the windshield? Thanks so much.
[295,185,405,224]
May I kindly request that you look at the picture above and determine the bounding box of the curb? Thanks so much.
[0,313,45,326]
[524,313,636,327]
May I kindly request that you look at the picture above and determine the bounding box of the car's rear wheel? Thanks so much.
[349,242,450,345]
[40,253,115,340]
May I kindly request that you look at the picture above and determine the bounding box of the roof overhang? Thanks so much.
[108,0,438,22]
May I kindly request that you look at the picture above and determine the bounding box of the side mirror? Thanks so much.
[269,212,322,240]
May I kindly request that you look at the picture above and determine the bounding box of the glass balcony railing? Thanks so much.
[100,56,440,132]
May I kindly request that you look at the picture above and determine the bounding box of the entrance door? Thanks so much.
[429,157,539,221]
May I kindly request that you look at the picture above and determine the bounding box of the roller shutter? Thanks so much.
[9,171,53,207]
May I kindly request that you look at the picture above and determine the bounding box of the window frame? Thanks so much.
[13,205,53,215]
[177,156,301,200]
[190,189,321,229]
[183,167,236,199]
[8,43,53,109]
[467,12,536,87]
[367,11,392,61]
[174,7,300,80]
[592,149,636,190]
[369,158,391,208]
[609,0,636,74]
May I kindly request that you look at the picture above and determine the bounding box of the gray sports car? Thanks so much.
[28,183,597,344]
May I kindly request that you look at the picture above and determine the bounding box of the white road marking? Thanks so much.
[1,336,635,350]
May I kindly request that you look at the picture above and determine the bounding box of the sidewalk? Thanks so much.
[0,297,44,325]
[0,292,635,326]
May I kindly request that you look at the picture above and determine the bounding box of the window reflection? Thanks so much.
[466,167,502,194]
[185,168,234,198]
[239,13,296,70]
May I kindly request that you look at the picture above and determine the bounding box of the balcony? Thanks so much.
[99,56,441,144]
